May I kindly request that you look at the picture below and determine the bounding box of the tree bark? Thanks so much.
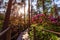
[28,0,31,27]
[23,1,26,30]
[2,0,13,40]
[54,5,58,18]
[3,0,13,30]
[53,0,58,18]
[42,0,45,14]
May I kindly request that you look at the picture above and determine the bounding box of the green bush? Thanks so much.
[29,25,60,40]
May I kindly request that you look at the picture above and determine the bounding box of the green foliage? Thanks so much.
[0,14,4,20]
[37,0,52,13]
[29,25,60,40]
[0,14,4,31]
[29,27,34,40]
[0,21,3,31]
[37,0,42,7]
[29,13,60,40]
[51,34,58,40]
[45,0,52,3]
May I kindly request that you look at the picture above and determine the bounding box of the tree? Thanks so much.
[52,0,58,18]
[37,0,45,13]
[37,0,52,14]
[3,0,13,30]
[28,0,31,27]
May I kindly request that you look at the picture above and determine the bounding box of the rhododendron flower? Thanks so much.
[32,19,34,22]
[51,20,57,24]
[37,14,41,17]
[49,17,57,24]
[39,18,43,23]
[36,14,45,17]
[51,18,56,21]
[39,14,45,17]
[33,15,38,20]
[41,14,45,16]
[48,16,53,19]
[31,13,60,25]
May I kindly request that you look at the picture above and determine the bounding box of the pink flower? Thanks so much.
[32,19,34,22]
[37,14,41,16]
[51,19,57,24]
[36,14,45,17]
[39,18,43,23]
[33,15,38,20]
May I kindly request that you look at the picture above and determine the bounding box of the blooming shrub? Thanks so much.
[29,13,60,40]
[32,14,60,28]
[31,14,60,25]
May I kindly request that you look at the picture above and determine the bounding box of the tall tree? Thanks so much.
[24,2,26,24]
[37,0,45,14]
[28,0,31,27]
[3,0,13,30]
[42,0,45,14]
[1,0,13,40]
[53,0,58,17]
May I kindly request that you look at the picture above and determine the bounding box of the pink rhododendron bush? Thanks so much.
[31,13,60,31]
[29,13,60,40]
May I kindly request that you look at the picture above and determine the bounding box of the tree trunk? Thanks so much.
[28,0,31,27]
[54,5,58,18]
[2,0,13,40]
[24,2,25,25]
[53,0,58,18]
[3,0,13,30]
[31,0,32,24]
[42,0,45,14]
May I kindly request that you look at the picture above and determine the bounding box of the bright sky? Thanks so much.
[54,0,60,7]
[0,0,60,13]
[18,0,28,15]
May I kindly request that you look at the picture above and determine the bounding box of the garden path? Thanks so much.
[17,29,30,40]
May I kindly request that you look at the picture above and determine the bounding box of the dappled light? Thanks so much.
[0,0,60,40]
